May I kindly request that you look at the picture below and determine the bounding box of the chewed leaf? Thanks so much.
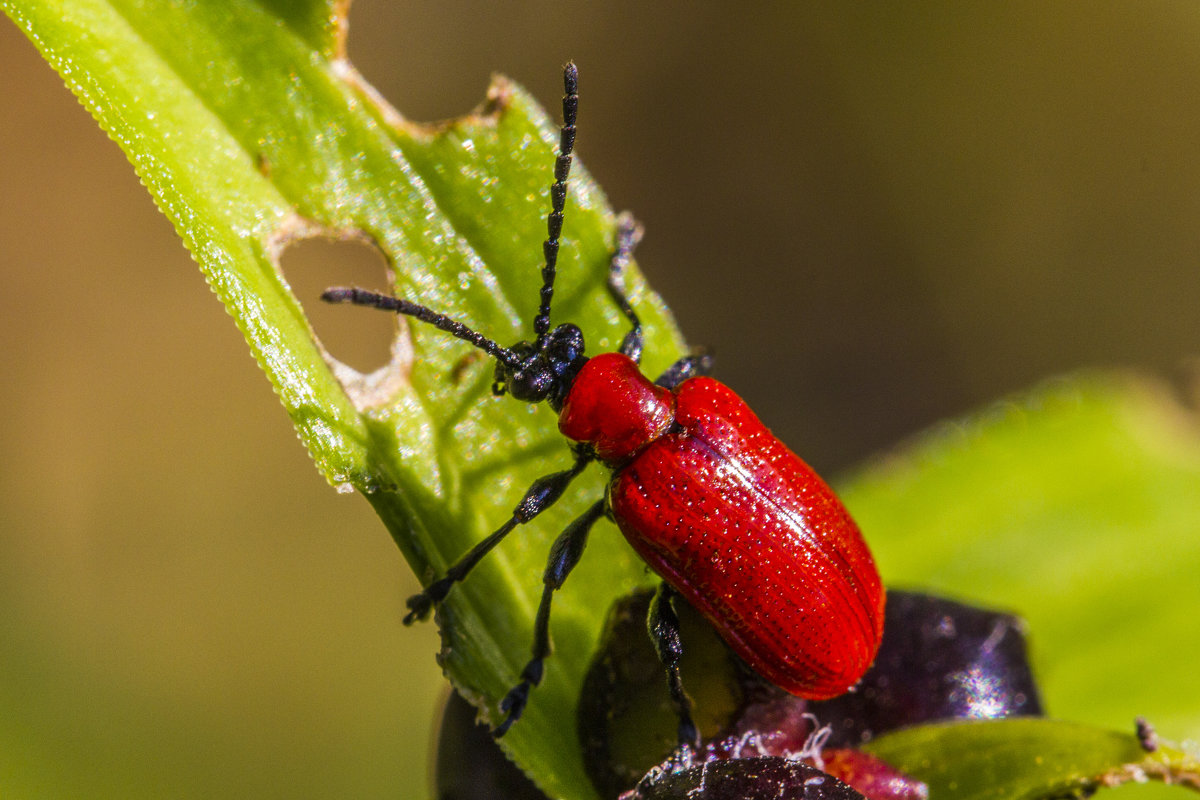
[4,1,684,797]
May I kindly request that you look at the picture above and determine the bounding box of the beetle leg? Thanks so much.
[654,351,715,389]
[494,498,607,737]
[606,212,645,363]
[648,581,702,748]
[403,453,591,625]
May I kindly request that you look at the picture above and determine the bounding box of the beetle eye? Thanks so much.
[547,323,585,364]
[507,365,555,402]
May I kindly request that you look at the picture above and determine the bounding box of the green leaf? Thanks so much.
[3,1,683,797]
[864,718,1200,800]
[838,375,1200,800]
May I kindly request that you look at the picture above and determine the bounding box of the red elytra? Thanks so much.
[561,352,884,699]
[323,63,884,739]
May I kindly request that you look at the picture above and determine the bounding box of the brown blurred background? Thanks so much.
[3,3,1200,798]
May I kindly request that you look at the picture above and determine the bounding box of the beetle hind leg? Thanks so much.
[648,581,702,748]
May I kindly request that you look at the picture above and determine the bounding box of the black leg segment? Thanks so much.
[606,211,645,363]
[403,454,591,625]
[648,581,701,748]
[494,498,606,737]
[654,351,715,389]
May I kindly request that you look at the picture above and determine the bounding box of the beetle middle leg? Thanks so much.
[495,497,608,736]
[647,581,702,748]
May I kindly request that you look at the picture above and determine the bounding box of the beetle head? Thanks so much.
[494,323,588,410]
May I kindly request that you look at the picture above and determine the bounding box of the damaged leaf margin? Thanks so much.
[264,217,413,413]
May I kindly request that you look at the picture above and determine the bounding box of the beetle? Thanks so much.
[323,63,885,744]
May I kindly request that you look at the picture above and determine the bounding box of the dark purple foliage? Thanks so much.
[621,756,867,800]
[812,590,1043,747]
[435,691,549,800]
[434,588,1043,799]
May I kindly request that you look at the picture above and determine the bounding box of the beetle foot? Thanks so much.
[402,592,435,625]
[677,715,701,750]
[494,681,531,737]
[493,658,546,737]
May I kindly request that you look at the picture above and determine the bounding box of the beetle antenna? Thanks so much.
[532,61,578,346]
[322,287,522,368]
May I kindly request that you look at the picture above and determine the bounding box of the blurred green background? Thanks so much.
[2,3,1199,798]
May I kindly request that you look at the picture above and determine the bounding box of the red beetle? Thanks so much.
[563,352,884,701]
[324,63,884,742]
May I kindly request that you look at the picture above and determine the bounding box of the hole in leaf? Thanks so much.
[282,235,395,373]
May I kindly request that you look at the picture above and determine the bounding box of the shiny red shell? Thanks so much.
[559,352,885,699]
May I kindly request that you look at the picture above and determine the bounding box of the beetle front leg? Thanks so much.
[648,581,702,748]
[403,453,591,624]
[606,212,645,363]
[654,352,714,389]
[494,498,607,737]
